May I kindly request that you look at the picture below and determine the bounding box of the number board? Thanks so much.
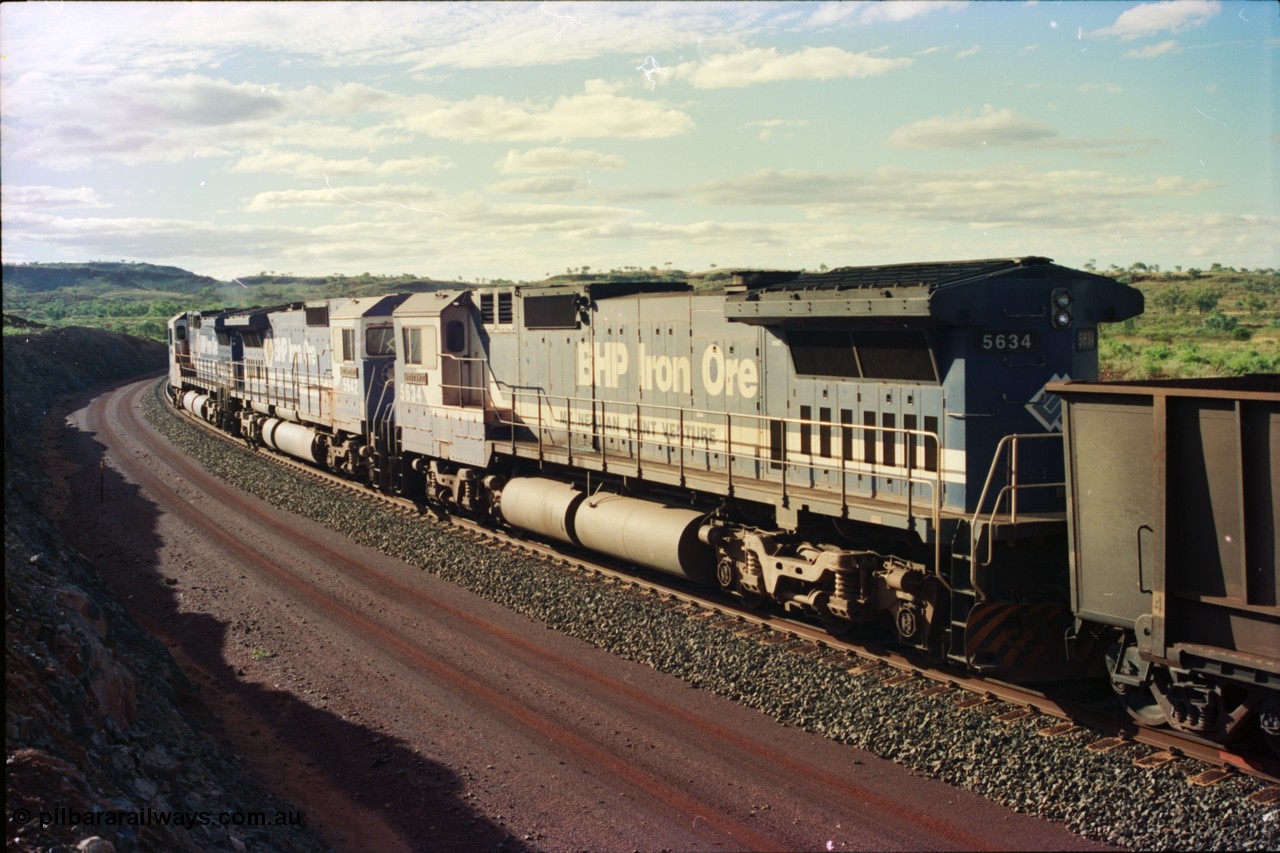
[976,331,1040,352]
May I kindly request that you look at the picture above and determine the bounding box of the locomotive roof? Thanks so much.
[724,256,1142,325]
[330,294,407,320]
[736,256,1054,293]
[395,289,472,317]
[516,280,692,299]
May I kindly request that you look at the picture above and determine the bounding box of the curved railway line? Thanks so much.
[160,378,1280,791]
[72,374,1145,852]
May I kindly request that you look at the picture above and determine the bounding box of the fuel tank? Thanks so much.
[573,492,715,583]
[261,418,324,466]
[496,477,583,546]
[497,477,714,582]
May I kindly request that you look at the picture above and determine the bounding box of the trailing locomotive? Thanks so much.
[166,257,1279,752]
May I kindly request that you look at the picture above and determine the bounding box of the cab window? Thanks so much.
[365,324,395,356]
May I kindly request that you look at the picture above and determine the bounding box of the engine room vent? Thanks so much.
[524,294,580,330]
[305,305,330,327]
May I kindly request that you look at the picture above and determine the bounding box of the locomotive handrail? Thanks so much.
[969,432,1066,600]
[437,352,492,410]
[484,386,944,568]
[186,355,333,423]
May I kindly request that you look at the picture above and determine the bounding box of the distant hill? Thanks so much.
[1,262,476,342]
[2,261,220,295]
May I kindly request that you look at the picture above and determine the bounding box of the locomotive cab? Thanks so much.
[327,295,409,483]
[166,312,191,394]
[393,290,491,499]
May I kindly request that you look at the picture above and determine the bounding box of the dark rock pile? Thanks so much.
[4,323,329,853]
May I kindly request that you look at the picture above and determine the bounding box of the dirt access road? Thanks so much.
[43,377,1110,852]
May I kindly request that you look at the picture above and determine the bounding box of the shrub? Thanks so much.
[1201,309,1238,334]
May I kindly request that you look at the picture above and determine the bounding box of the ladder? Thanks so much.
[946,518,988,668]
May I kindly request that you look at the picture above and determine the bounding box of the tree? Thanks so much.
[1202,309,1239,334]
[1189,286,1221,315]
[1155,285,1185,314]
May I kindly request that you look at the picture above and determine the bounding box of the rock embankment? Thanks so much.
[4,323,329,853]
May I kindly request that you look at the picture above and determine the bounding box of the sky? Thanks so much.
[1,1,1276,282]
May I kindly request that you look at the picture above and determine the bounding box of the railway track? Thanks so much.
[166,385,1280,793]
[96,376,1139,852]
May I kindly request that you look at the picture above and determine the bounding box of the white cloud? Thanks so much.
[885,105,1157,157]
[887,105,1057,149]
[741,119,810,141]
[2,71,413,170]
[956,45,983,59]
[805,1,967,28]
[1124,40,1181,58]
[1,184,112,209]
[676,46,912,89]
[691,165,1218,231]
[1092,1,1220,41]
[402,90,695,142]
[494,147,626,174]
[243,183,448,213]
[229,151,454,179]
[399,3,754,72]
[487,176,586,195]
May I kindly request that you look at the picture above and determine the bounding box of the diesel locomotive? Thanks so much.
[166,256,1279,752]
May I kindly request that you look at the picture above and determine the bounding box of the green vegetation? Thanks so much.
[5,260,1277,380]
[1098,264,1280,379]
[2,261,697,342]
[2,262,465,342]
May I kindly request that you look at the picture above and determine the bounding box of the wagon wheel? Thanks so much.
[1114,681,1166,726]
[1106,642,1167,727]
[1263,697,1280,758]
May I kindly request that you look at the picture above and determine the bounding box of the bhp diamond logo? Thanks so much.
[1026,374,1069,432]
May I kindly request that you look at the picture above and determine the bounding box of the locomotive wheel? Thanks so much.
[819,613,858,638]
[717,557,765,609]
